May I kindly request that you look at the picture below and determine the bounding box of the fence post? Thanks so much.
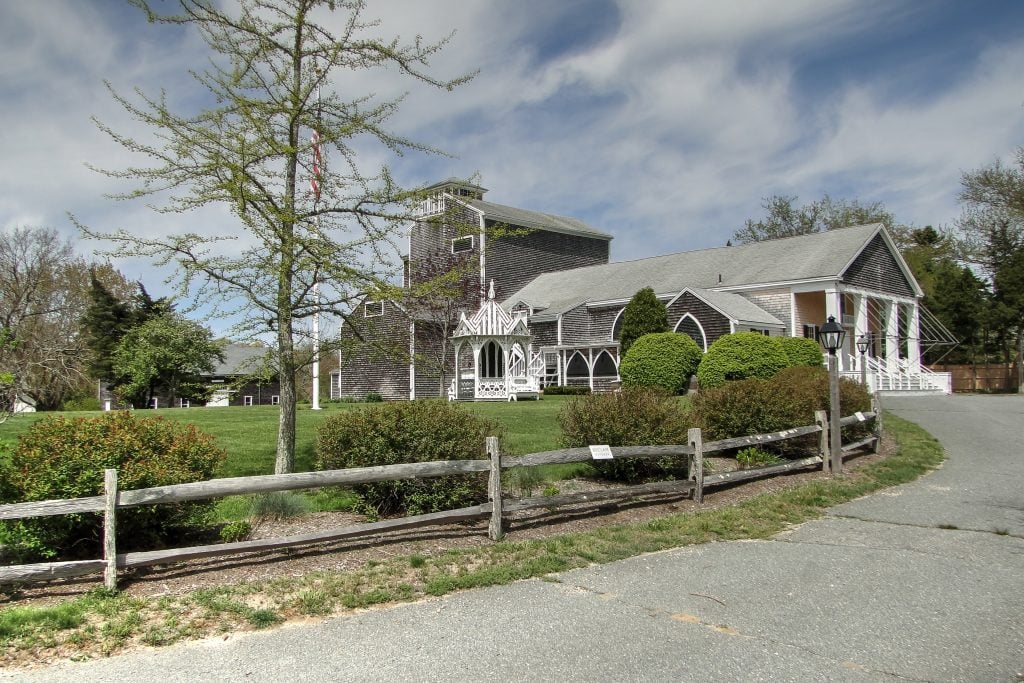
[872,392,883,452]
[688,428,704,504]
[815,410,830,473]
[486,436,503,541]
[103,468,118,591]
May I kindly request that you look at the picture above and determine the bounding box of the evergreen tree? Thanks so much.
[82,270,135,383]
[619,287,669,355]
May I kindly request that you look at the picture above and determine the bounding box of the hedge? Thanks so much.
[315,400,501,516]
[620,332,702,393]
[0,412,226,562]
[696,332,790,389]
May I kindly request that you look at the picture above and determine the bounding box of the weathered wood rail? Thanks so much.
[0,399,880,589]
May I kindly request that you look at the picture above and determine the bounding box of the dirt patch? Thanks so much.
[0,441,891,608]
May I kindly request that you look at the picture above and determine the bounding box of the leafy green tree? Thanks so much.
[79,0,474,472]
[957,148,1024,391]
[619,287,668,355]
[733,194,906,244]
[112,314,224,407]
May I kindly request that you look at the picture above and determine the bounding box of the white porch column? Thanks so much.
[885,300,900,371]
[824,288,843,370]
[473,344,482,397]
[588,348,595,392]
[854,294,869,371]
[453,341,462,400]
[906,302,921,371]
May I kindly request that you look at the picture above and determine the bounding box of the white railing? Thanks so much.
[851,355,951,393]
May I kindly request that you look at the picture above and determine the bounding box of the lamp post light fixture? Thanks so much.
[856,334,870,388]
[819,315,846,473]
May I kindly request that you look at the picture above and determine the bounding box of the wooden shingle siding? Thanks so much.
[337,302,411,400]
[486,226,609,303]
[560,306,591,345]
[743,289,791,331]
[412,323,453,399]
[532,321,558,347]
[410,204,482,308]
[842,234,915,297]
[587,306,621,344]
[667,292,731,345]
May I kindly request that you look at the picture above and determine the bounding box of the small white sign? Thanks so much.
[589,444,613,460]
[855,411,866,422]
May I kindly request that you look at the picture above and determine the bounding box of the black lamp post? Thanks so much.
[819,315,846,472]
[856,334,870,388]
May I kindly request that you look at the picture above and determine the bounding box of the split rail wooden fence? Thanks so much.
[0,401,880,590]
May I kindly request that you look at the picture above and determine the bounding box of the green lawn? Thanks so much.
[0,398,575,478]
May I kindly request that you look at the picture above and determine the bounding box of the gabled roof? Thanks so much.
[678,288,785,327]
[464,198,613,240]
[505,223,899,319]
[453,281,530,339]
[207,343,271,377]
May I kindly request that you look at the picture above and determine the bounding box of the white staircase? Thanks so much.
[842,355,951,394]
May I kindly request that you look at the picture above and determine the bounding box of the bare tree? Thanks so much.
[0,227,130,413]
[79,0,474,472]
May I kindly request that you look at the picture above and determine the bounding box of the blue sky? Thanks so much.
[2,1,1023,336]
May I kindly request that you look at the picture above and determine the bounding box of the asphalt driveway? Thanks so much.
[5,395,1023,682]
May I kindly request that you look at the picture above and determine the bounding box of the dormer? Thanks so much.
[414,177,487,217]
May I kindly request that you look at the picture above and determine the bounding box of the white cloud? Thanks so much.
[2,0,1023,330]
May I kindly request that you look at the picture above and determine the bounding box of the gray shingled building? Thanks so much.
[332,179,949,401]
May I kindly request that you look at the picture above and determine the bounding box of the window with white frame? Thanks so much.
[363,301,384,317]
[451,235,474,254]
[243,395,254,406]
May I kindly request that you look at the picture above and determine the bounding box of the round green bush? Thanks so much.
[0,411,226,561]
[315,400,500,516]
[696,332,790,389]
[620,332,703,394]
[778,336,825,368]
[559,387,691,483]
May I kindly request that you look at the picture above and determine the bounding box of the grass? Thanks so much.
[0,413,944,665]
[0,397,577,478]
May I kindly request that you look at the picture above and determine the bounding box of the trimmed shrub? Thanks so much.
[541,385,591,396]
[620,332,703,393]
[696,332,789,389]
[61,396,102,412]
[559,388,691,483]
[0,411,226,562]
[619,287,669,355]
[778,336,824,368]
[315,400,500,516]
[691,366,873,457]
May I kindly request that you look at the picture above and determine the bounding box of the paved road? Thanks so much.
[5,395,1023,682]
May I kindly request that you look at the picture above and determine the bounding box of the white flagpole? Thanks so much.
[311,70,322,411]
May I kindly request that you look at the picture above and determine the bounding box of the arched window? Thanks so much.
[674,314,707,352]
[592,351,618,377]
[480,341,505,379]
[566,352,589,377]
